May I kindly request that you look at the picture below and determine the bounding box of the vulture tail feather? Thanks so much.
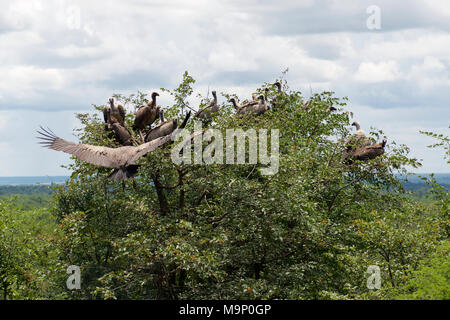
[108,165,140,182]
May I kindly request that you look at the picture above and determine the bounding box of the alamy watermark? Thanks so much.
[366,265,381,290]
[66,265,81,290]
[366,5,381,30]
[171,121,279,175]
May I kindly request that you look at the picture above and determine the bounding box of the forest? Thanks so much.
[0,72,448,300]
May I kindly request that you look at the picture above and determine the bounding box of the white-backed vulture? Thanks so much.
[144,110,191,143]
[133,92,160,130]
[37,126,175,181]
[238,95,269,116]
[345,121,371,148]
[343,121,375,161]
[253,95,270,115]
[352,140,387,161]
[195,91,218,119]
[273,81,282,93]
[229,98,245,114]
[108,97,126,126]
[105,108,133,146]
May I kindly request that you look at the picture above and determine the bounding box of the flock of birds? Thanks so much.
[37,81,387,182]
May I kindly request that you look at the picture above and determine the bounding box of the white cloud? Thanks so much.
[354,61,402,83]
[0,0,448,174]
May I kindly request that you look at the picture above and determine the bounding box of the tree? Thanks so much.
[50,72,445,300]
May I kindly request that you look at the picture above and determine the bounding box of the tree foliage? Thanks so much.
[1,72,447,300]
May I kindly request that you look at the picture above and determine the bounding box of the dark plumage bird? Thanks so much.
[105,108,133,146]
[229,98,245,114]
[237,95,269,115]
[133,92,160,130]
[37,126,175,181]
[346,121,371,148]
[104,97,126,126]
[195,90,218,119]
[145,110,191,142]
[253,95,270,115]
[352,139,387,161]
[273,81,282,93]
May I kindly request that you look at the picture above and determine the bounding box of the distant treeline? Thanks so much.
[0,185,55,196]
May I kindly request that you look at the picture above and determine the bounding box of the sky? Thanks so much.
[0,0,449,176]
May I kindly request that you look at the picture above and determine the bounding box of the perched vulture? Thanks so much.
[133,92,160,130]
[345,121,371,149]
[273,81,282,93]
[37,126,175,181]
[229,98,245,114]
[238,95,269,116]
[145,110,191,142]
[105,108,133,146]
[106,97,126,126]
[270,82,283,109]
[352,140,387,161]
[195,91,218,119]
[302,100,311,111]
[253,95,270,115]
[327,106,337,112]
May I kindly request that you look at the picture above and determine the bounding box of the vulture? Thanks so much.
[229,98,245,114]
[37,126,176,181]
[352,140,387,161]
[238,95,269,116]
[105,97,126,126]
[302,100,311,111]
[273,81,282,93]
[343,121,380,162]
[253,95,270,115]
[133,92,160,131]
[327,106,337,112]
[270,81,282,109]
[145,110,191,142]
[105,108,133,146]
[195,91,218,119]
[345,121,371,149]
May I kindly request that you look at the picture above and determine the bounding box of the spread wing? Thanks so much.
[128,131,174,164]
[37,127,122,168]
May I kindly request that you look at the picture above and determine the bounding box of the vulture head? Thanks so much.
[328,106,337,112]
[109,97,115,107]
[151,92,160,101]
[159,109,165,122]
[273,81,282,92]
[212,90,217,99]
[351,121,361,130]
[258,95,265,103]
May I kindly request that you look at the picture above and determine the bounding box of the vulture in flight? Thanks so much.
[195,91,218,119]
[37,126,175,181]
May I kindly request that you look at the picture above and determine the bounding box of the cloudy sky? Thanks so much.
[0,0,449,176]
